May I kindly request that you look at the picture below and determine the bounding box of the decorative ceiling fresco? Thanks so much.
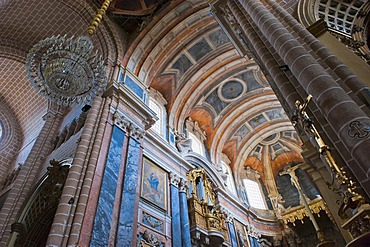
[122,0,304,193]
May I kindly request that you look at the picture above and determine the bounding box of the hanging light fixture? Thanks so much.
[26,0,112,106]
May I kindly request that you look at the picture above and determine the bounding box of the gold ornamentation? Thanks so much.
[87,0,112,35]
[187,168,228,242]
[292,95,365,220]
[280,198,330,226]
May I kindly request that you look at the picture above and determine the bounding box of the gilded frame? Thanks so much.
[140,158,167,210]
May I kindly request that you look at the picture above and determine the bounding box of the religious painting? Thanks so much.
[234,219,248,247]
[141,158,167,210]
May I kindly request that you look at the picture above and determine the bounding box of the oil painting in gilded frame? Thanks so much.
[141,158,167,210]
[234,219,249,247]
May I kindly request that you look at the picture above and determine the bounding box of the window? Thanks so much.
[243,179,266,209]
[188,132,204,155]
[148,89,167,138]
[149,99,162,135]
[221,162,237,195]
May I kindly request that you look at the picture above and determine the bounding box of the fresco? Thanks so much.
[141,158,167,210]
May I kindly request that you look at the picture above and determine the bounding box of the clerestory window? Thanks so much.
[149,99,163,135]
[188,132,204,156]
[243,178,266,210]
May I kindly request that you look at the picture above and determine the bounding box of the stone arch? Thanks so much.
[11,159,71,246]
[0,97,22,182]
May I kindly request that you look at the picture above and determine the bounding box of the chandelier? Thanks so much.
[26,0,111,106]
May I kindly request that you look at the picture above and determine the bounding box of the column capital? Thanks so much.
[179,178,188,193]
[114,111,146,141]
[169,173,180,187]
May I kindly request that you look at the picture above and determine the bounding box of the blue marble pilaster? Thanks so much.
[227,221,238,247]
[171,184,182,246]
[249,235,260,247]
[91,126,125,246]
[116,137,142,246]
[179,180,191,247]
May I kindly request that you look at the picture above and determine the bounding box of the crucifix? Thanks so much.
[291,95,364,219]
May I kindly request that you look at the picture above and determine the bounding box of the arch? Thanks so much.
[0,97,22,181]
[183,152,226,191]
[12,159,71,246]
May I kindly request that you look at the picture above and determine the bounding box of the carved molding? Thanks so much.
[169,172,180,187]
[114,111,146,141]
[138,230,161,247]
[142,212,163,232]
[279,198,332,226]
[342,204,370,239]
[178,178,188,193]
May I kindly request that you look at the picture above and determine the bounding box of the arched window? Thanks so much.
[148,88,167,137]
[188,132,204,155]
[149,99,163,134]
[221,161,237,195]
[243,178,266,210]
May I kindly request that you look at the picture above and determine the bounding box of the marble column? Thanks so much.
[116,121,145,247]
[179,178,191,247]
[90,125,126,246]
[170,173,182,246]
[47,97,104,246]
[227,219,238,247]
[237,0,370,177]
[1,103,65,246]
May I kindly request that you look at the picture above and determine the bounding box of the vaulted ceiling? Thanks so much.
[121,0,304,185]
[0,0,308,192]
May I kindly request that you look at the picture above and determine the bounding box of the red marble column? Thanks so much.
[78,109,115,246]
[67,97,112,245]
[46,97,104,246]
[0,103,65,246]
[266,0,370,112]
[238,0,370,176]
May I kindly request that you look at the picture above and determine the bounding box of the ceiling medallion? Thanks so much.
[26,35,106,106]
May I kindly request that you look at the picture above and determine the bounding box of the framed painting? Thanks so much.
[141,158,167,210]
[234,219,248,247]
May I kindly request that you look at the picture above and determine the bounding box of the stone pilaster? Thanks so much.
[115,113,145,247]
[169,173,182,246]
[47,97,104,246]
[179,178,191,247]
[67,97,112,246]
[227,218,238,247]
[0,103,65,246]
